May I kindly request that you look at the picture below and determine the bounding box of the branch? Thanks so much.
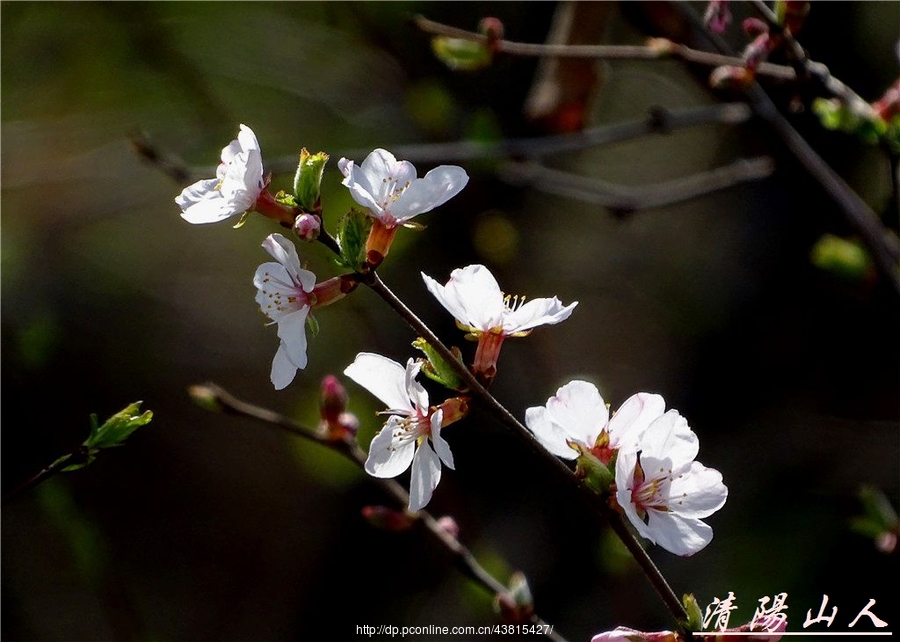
[190,382,568,642]
[499,156,775,213]
[359,272,689,627]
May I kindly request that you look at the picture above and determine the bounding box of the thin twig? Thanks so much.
[360,272,689,626]
[193,382,568,642]
[499,156,775,213]
[2,450,83,507]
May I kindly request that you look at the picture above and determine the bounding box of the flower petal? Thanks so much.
[390,165,469,222]
[525,405,579,459]
[274,308,309,370]
[668,461,728,518]
[365,417,415,478]
[430,411,455,469]
[344,352,414,413]
[640,410,699,465]
[503,296,577,333]
[271,341,299,390]
[644,510,714,556]
[544,380,608,448]
[607,392,666,453]
[409,439,441,512]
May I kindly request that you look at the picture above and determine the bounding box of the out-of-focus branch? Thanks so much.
[189,382,568,642]
[499,156,775,214]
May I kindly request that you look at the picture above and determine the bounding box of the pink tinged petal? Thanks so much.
[430,411,455,469]
[271,341,300,390]
[365,417,415,478]
[390,165,469,222]
[544,380,608,447]
[607,392,666,452]
[641,410,699,465]
[525,406,579,460]
[344,353,414,413]
[503,297,578,333]
[409,439,441,512]
[644,510,714,556]
[668,462,728,518]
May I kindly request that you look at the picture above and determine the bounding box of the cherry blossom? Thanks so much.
[422,264,577,381]
[343,353,456,512]
[615,410,728,556]
[177,124,264,224]
[337,149,468,265]
[525,381,665,463]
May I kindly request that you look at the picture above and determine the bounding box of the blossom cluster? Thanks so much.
[175,123,728,609]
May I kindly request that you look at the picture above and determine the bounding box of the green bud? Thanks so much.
[293,149,329,212]
[431,36,492,71]
[334,208,373,271]
[810,234,874,282]
[412,338,467,391]
[188,384,223,413]
[682,593,704,633]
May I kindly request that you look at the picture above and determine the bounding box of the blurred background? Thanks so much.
[2,2,898,640]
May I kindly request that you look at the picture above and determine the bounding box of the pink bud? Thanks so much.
[293,213,321,242]
[436,515,460,538]
[742,17,769,37]
[320,375,347,425]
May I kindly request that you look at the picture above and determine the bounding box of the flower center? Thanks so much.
[379,175,411,210]
[388,413,432,448]
[258,271,310,319]
[503,293,527,313]
[630,453,682,522]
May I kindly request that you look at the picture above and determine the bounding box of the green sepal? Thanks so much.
[306,313,320,338]
[682,593,704,633]
[232,211,251,229]
[431,36,492,71]
[274,190,299,208]
[412,338,467,391]
[334,208,373,271]
[293,149,329,211]
[571,442,614,495]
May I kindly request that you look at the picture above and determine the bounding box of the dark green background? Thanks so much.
[2,2,898,640]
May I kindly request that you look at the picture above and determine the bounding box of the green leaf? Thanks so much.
[683,593,704,632]
[334,208,372,270]
[82,401,153,451]
[293,149,329,211]
[306,313,320,338]
[431,36,492,71]
[412,338,467,391]
[809,234,873,281]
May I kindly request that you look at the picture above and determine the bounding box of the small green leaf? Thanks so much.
[810,234,873,282]
[431,36,493,71]
[274,190,298,208]
[293,149,329,211]
[83,401,153,451]
[334,208,373,270]
[412,338,467,391]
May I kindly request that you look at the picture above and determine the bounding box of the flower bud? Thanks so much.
[478,17,504,53]
[436,515,460,539]
[703,0,732,34]
[361,505,416,531]
[293,213,321,242]
[495,571,534,624]
[318,375,358,440]
[292,148,329,212]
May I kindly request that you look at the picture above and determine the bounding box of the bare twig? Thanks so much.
[499,156,775,213]
[192,382,568,642]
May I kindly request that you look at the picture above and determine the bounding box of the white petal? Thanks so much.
[403,359,430,414]
[176,178,220,210]
[180,196,235,224]
[344,353,414,413]
[525,406,579,459]
[275,308,309,370]
[544,380,608,447]
[270,342,299,390]
[504,297,577,333]
[422,271,474,329]
[668,462,728,518]
[640,410,699,465]
[365,419,415,478]
[426,264,504,331]
[644,511,714,556]
[390,165,468,221]
[237,124,260,154]
[408,440,441,512]
[607,392,666,452]
[430,411,455,469]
